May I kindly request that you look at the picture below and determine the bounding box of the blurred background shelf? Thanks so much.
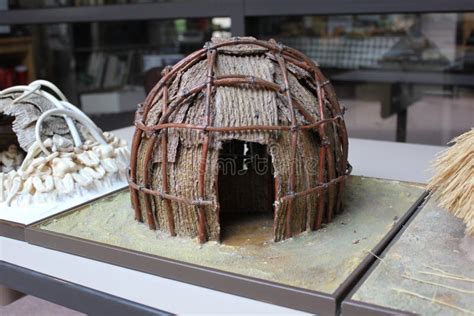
[0,36,36,88]
[0,1,473,314]
[0,0,472,144]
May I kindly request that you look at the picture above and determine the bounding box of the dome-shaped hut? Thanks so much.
[129,37,350,243]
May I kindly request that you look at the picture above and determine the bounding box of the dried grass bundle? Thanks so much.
[428,129,474,236]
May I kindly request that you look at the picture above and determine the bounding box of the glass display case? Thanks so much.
[1,17,231,129]
[0,0,472,144]
[6,0,175,9]
[247,13,474,144]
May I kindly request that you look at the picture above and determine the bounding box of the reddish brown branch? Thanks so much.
[274,48,299,239]
[128,176,213,206]
[160,82,176,236]
[281,175,347,200]
[129,128,143,222]
[142,135,158,230]
[315,86,328,229]
[135,116,342,133]
[196,48,217,243]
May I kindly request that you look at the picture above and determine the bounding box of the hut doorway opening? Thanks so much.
[218,140,275,245]
[0,114,25,173]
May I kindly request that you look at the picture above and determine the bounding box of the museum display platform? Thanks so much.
[0,183,127,242]
[0,129,452,315]
[0,219,25,241]
[23,176,426,314]
[342,197,474,315]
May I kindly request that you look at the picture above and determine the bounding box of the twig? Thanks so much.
[393,288,474,315]
[367,249,386,266]
[420,271,474,283]
[423,264,469,277]
[402,274,474,294]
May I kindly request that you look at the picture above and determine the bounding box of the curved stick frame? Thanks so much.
[129,38,351,243]
[0,79,107,155]
[0,80,107,155]
[29,79,69,101]
[0,81,112,207]
[36,108,107,155]
[1,83,82,147]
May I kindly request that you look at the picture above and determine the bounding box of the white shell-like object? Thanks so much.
[43,138,53,148]
[93,165,106,179]
[115,147,130,161]
[36,165,52,177]
[80,166,104,180]
[18,142,42,173]
[71,172,93,187]
[76,151,100,167]
[30,156,46,169]
[51,157,77,178]
[118,139,128,148]
[22,177,35,194]
[36,152,59,172]
[59,152,75,158]
[94,144,115,159]
[100,158,118,174]
[32,175,54,193]
[7,170,17,181]
[109,137,120,148]
[54,173,75,194]
[52,134,74,152]
[5,177,21,206]
[103,132,113,142]
[43,175,55,192]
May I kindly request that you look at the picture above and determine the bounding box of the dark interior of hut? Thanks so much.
[218,140,275,245]
[0,114,25,173]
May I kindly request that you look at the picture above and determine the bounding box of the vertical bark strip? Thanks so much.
[314,69,349,212]
[130,129,143,222]
[142,134,158,230]
[324,112,337,222]
[197,48,217,243]
[214,166,220,236]
[273,43,299,239]
[315,86,327,229]
[279,43,349,216]
[160,81,176,235]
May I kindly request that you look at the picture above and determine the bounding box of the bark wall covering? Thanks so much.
[130,37,350,243]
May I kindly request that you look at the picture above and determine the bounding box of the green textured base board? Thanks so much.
[346,197,474,315]
[35,176,424,295]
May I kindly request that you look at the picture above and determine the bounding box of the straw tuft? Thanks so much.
[428,129,474,236]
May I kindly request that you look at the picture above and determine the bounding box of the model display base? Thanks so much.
[0,180,127,226]
[343,197,474,315]
[26,176,426,314]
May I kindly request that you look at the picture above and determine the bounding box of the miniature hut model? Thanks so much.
[0,80,130,207]
[129,37,350,243]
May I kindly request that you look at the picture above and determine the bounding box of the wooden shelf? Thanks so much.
[0,36,36,82]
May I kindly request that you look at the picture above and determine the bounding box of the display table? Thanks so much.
[0,126,445,315]
[342,198,473,315]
